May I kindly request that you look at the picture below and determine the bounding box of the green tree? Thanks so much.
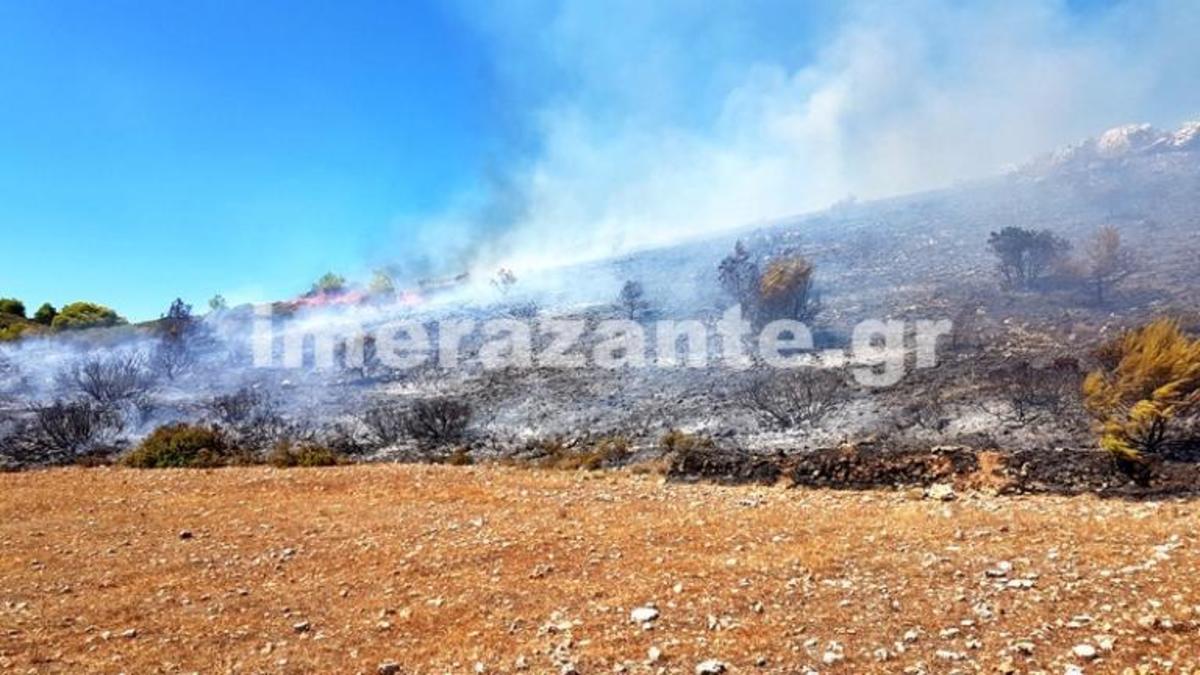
[368,270,396,297]
[0,298,26,318]
[987,227,1070,289]
[51,302,126,331]
[32,303,57,326]
[311,272,347,296]
[207,294,228,312]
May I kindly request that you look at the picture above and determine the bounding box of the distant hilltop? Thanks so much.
[1019,119,1200,176]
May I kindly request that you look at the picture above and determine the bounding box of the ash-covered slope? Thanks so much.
[4,120,1200,468]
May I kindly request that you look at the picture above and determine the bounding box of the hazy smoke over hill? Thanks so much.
[408,0,1199,278]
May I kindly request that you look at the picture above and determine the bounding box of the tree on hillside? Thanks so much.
[491,268,517,295]
[51,302,125,331]
[0,298,25,318]
[369,270,396,297]
[617,280,650,319]
[987,227,1070,290]
[717,241,759,307]
[1084,225,1137,304]
[718,241,821,325]
[152,299,202,381]
[311,272,347,296]
[759,255,821,323]
[32,303,57,326]
[207,294,228,312]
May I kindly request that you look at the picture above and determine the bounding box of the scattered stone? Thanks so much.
[927,483,957,501]
[377,662,401,675]
[630,606,659,624]
[292,621,311,633]
[1072,644,1098,660]
[695,661,727,675]
[178,530,193,540]
[822,650,844,665]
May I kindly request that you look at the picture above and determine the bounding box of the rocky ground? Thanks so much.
[2,464,1198,674]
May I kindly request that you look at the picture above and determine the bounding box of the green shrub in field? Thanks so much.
[124,423,233,468]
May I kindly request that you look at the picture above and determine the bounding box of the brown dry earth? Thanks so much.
[1,465,1198,674]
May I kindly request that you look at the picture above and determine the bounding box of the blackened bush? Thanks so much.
[29,399,123,455]
[266,440,346,468]
[59,353,153,405]
[362,403,407,447]
[741,369,845,429]
[317,421,368,456]
[543,435,632,471]
[207,387,272,426]
[405,397,471,445]
[123,423,234,468]
[205,388,295,450]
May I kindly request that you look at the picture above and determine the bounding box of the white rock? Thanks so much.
[1072,643,1098,660]
[822,651,844,665]
[927,483,957,501]
[695,660,728,675]
[630,606,659,624]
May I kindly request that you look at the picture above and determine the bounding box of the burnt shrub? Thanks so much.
[316,421,368,456]
[266,440,346,468]
[59,353,153,406]
[207,387,273,426]
[539,435,632,471]
[991,359,1084,424]
[404,397,471,445]
[123,423,235,469]
[26,399,124,457]
[362,402,407,447]
[205,388,295,450]
[660,428,714,454]
[740,369,845,429]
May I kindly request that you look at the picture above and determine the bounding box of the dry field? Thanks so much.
[1,465,1198,674]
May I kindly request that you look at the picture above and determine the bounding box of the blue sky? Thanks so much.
[1,0,1192,321]
[0,0,500,319]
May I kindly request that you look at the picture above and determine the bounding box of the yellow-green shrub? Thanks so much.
[1083,318,1200,460]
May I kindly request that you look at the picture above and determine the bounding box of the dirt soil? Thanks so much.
[2,465,1199,674]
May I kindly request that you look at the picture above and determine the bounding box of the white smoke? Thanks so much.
[423,0,1200,276]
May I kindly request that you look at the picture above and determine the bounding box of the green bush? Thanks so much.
[267,440,346,468]
[52,302,126,331]
[123,423,233,468]
[32,303,57,326]
[0,298,26,318]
